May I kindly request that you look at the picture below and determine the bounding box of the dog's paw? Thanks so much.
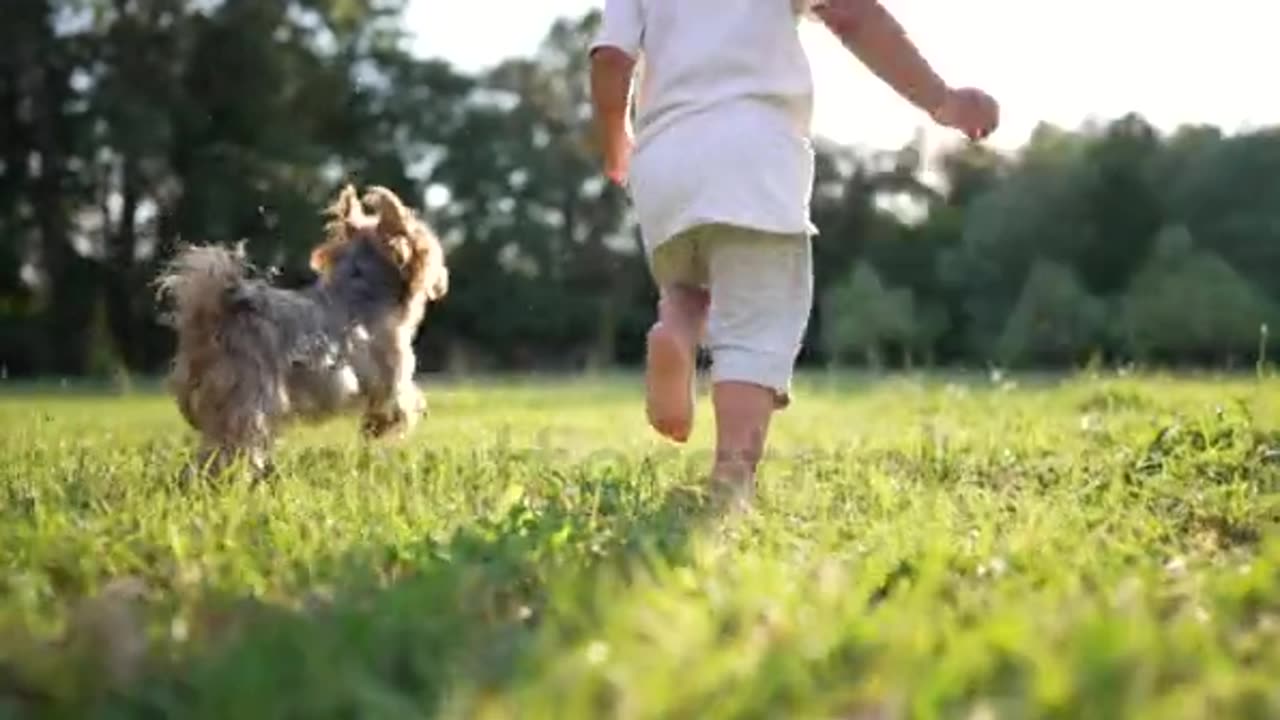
[360,410,401,439]
[359,413,388,439]
[361,387,425,440]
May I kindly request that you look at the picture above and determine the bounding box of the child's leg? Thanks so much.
[646,284,709,442]
[703,226,813,507]
[645,232,710,442]
[709,380,775,494]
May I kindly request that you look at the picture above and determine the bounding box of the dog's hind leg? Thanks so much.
[180,370,283,482]
[226,401,279,479]
[186,433,274,482]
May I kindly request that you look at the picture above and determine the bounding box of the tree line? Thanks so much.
[2,0,1278,379]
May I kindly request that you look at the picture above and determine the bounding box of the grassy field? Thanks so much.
[2,372,1280,718]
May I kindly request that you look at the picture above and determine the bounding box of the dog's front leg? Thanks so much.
[357,323,423,440]
[360,379,422,439]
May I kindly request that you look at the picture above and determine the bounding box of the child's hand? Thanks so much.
[931,87,999,141]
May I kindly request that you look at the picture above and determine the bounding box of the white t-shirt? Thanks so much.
[591,0,820,252]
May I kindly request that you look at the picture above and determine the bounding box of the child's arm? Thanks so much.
[814,0,998,140]
[589,0,643,185]
[590,46,636,185]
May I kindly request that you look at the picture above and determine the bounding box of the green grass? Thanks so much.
[2,372,1280,719]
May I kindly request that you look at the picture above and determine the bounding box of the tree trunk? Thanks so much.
[586,293,618,371]
[105,155,141,369]
[25,5,94,375]
[864,346,882,372]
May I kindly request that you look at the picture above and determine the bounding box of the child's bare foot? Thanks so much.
[645,321,695,442]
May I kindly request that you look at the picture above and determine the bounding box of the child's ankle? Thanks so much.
[711,460,755,487]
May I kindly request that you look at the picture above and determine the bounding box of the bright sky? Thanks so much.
[406,0,1277,153]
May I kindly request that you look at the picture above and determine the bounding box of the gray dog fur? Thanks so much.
[154,185,448,477]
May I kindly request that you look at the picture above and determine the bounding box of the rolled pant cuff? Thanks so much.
[709,347,795,409]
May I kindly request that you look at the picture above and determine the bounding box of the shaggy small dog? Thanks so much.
[154,185,449,476]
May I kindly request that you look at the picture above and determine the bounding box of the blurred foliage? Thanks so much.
[2,1,1278,376]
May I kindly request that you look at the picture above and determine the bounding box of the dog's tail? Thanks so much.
[154,244,259,431]
[154,243,252,335]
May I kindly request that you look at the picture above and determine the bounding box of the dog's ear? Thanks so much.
[326,183,375,233]
[363,186,415,267]
[427,264,449,301]
[344,188,377,231]
[360,185,449,301]
[323,185,358,225]
[313,185,374,277]
[363,186,409,238]
[336,184,358,214]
